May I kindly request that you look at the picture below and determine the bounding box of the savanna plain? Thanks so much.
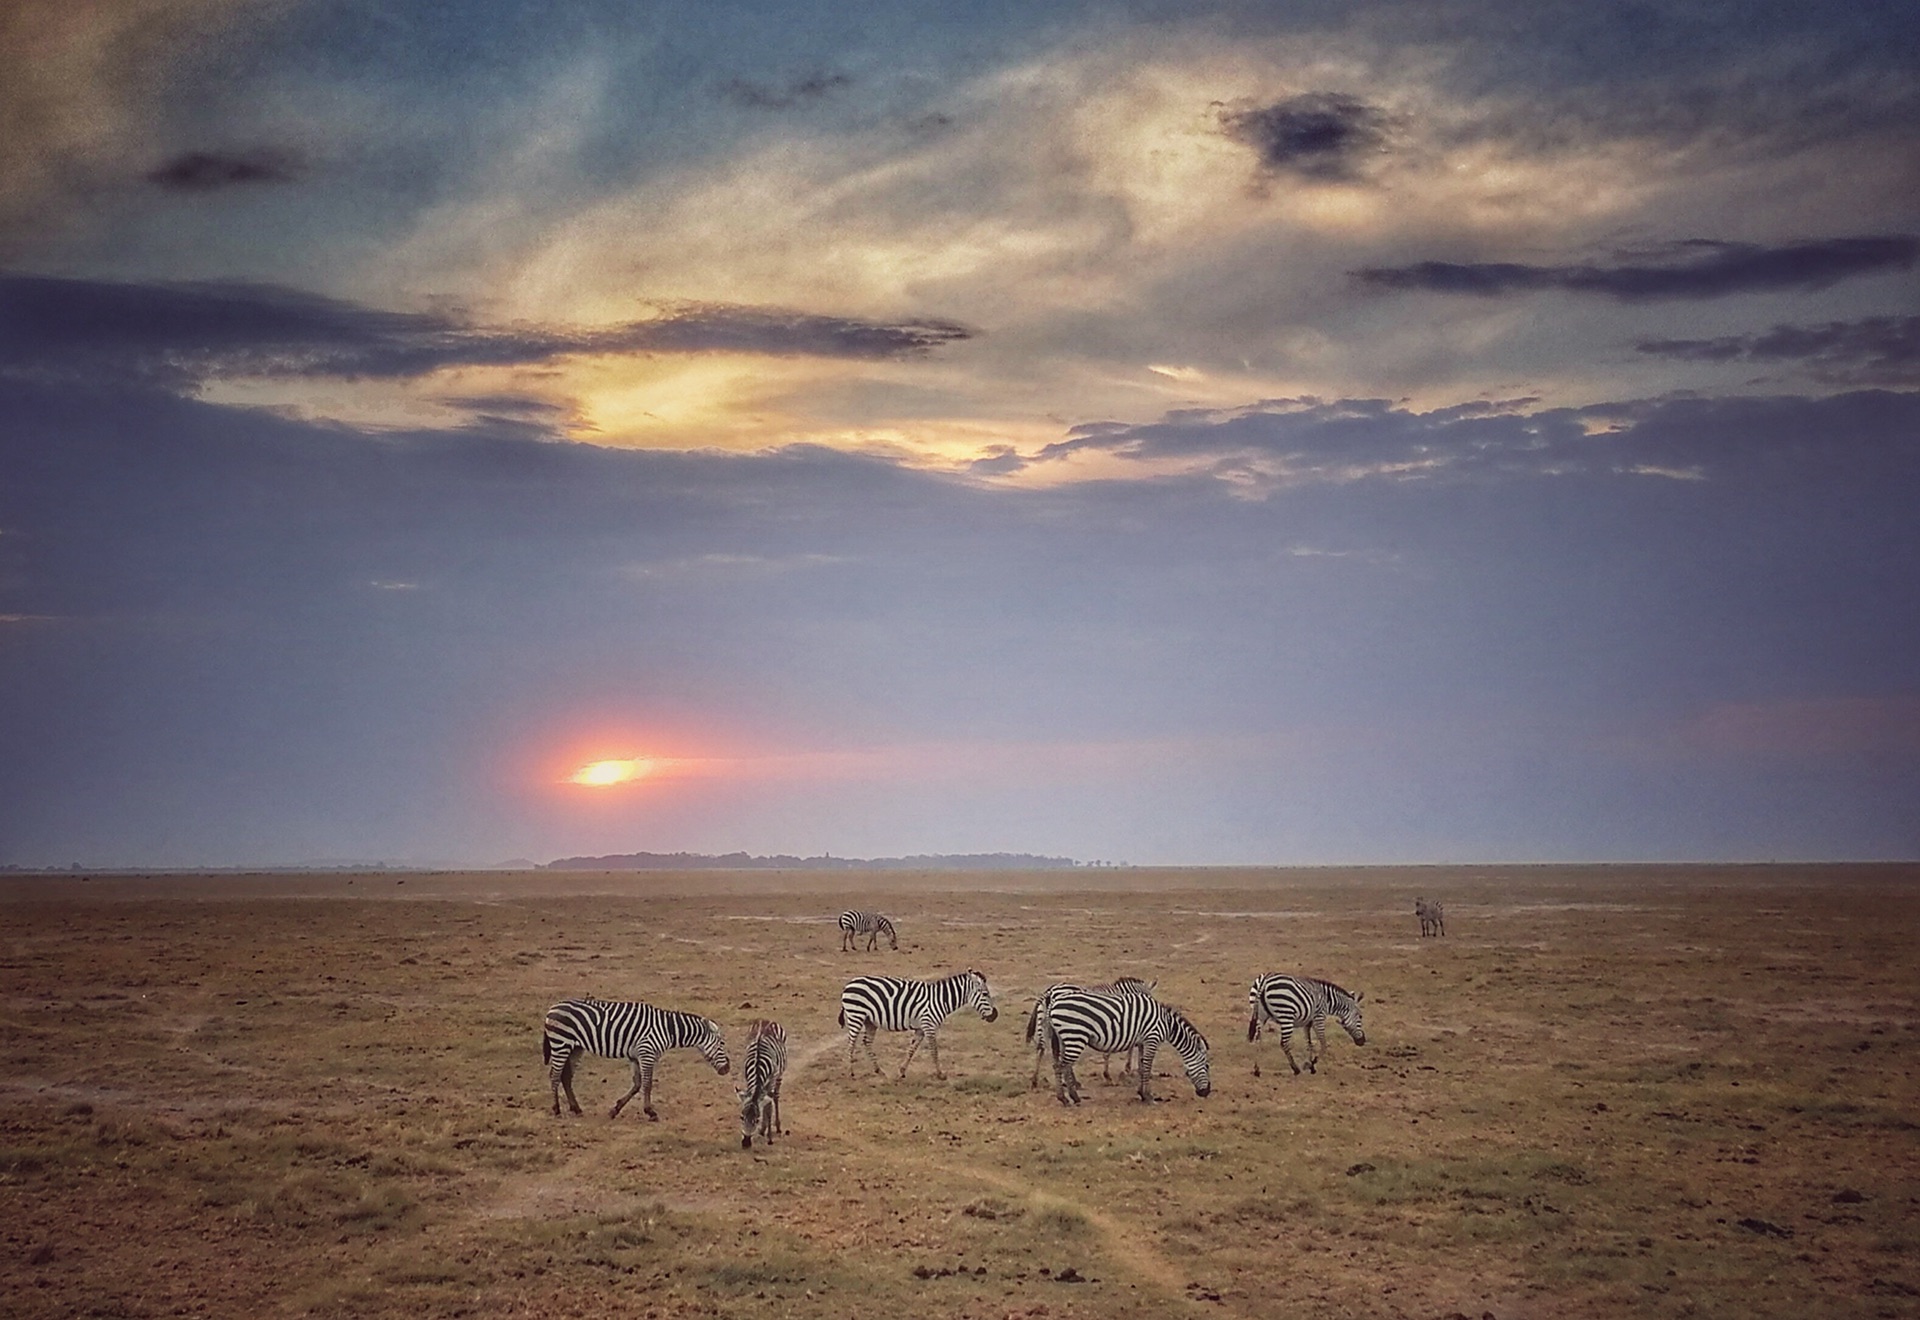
[3,865,1917,1320]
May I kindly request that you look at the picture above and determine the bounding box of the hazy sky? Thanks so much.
[3,0,1917,867]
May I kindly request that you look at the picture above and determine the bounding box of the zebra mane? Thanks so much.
[1159,1001,1208,1048]
[1310,976,1356,1002]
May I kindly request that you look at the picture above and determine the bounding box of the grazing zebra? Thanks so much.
[838,910,898,952]
[1415,897,1446,937]
[1045,990,1211,1104]
[1246,974,1367,1077]
[541,997,730,1120]
[737,1019,788,1149]
[1024,977,1156,1089]
[838,970,997,1079]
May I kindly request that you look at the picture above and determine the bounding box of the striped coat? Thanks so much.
[1247,974,1367,1077]
[1025,977,1155,1088]
[542,997,730,1120]
[838,970,998,1079]
[839,910,898,952]
[1044,989,1211,1104]
[737,1019,789,1149]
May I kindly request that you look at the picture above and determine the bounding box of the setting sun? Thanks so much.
[567,758,654,786]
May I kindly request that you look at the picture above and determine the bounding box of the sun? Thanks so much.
[567,758,654,786]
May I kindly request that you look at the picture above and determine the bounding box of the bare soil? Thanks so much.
[3,864,1917,1318]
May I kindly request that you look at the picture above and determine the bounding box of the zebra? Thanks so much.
[1045,989,1211,1104]
[737,1019,788,1149]
[541,997,730,1120]
[839,910,898,952]
[1024,977,1156,1089]
[1415,897,1446,937]
[1247,974,1367,1077]
[838,970,997,1079]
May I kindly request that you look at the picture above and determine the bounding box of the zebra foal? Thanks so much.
[1045,990,1211,1104]
[1247,974,1366,1077]
[541,997,730,1120]
[1025,977,1155,1089]
[737,1019,788,1149]
[839,970,997,1079]
[1415,897,1446,937]
[839,910,898,952]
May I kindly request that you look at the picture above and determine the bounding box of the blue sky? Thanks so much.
[2,0,1916,866]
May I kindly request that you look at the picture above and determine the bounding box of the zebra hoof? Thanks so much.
[644,1108,659,1121]
[741,1136,753,1149]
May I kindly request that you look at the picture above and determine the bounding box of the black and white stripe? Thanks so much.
[838,970,998,1078]
[1045,989,1211,1104]
[1415,897,1446,937]
[542,997,731,1119]
[737,1019,789,1149]
[1247,974,1367,1077]
[838,910,898,952]
[1024,977,1155,1089]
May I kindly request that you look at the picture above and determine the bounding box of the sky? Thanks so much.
[2,0,1917,868]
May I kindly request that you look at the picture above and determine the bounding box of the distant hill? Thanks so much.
[542,850,1080,871]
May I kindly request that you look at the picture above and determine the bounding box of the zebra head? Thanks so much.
[881,917,898,950]
[1335,989,1366,1046]
[737,1080,770,1147]
[694,1017,731,1075]
[965,969,998,1022]
[1161,1004,1211,1097]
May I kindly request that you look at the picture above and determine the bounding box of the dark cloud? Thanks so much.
[1037,389,1920,490]
[1636,315,1920,386]
[720,71,853,110]
[1218,93,1389,180]
[0,273,972,387]
[1352,236,1918,301]
[146,148,305,192]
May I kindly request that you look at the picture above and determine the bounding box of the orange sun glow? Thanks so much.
[567,757,655,786]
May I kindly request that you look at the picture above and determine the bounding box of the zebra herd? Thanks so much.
[538,902,1440,1138]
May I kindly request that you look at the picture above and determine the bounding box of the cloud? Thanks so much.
[1352,236,1918,301]
[1035,389,1920,494]
[1636,315,1920,386]
[146,147,304,191]
[720,71,853,110]
[0,272,973,388]
[1217,92,1389,180]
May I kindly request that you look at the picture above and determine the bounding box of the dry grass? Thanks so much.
[2,864,1917,1318]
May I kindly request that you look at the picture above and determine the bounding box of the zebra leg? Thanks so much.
[1279,1024,1303,1075]
[610,1056,644,1119]
[769,1079,783,1138]
[899,1028,924,1077]
[861,1023,883,1075]
[1135,1043,1159,1102]
[1307,1019,1325,1074]
[554,1052,583,1116]
[641,1057,660,1120]
[929,1030,945,1081]
[1056,1052,1083,1106]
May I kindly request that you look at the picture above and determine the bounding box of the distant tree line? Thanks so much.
[541,851,1082,871]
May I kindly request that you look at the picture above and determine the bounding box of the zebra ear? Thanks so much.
[1355,991,1365,1000]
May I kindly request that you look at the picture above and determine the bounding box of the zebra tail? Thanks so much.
[542,1032,552,1067]
[1247,1013,1260,1043]
[837,1007,845,1030]
[1025,1000,1040,1044]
